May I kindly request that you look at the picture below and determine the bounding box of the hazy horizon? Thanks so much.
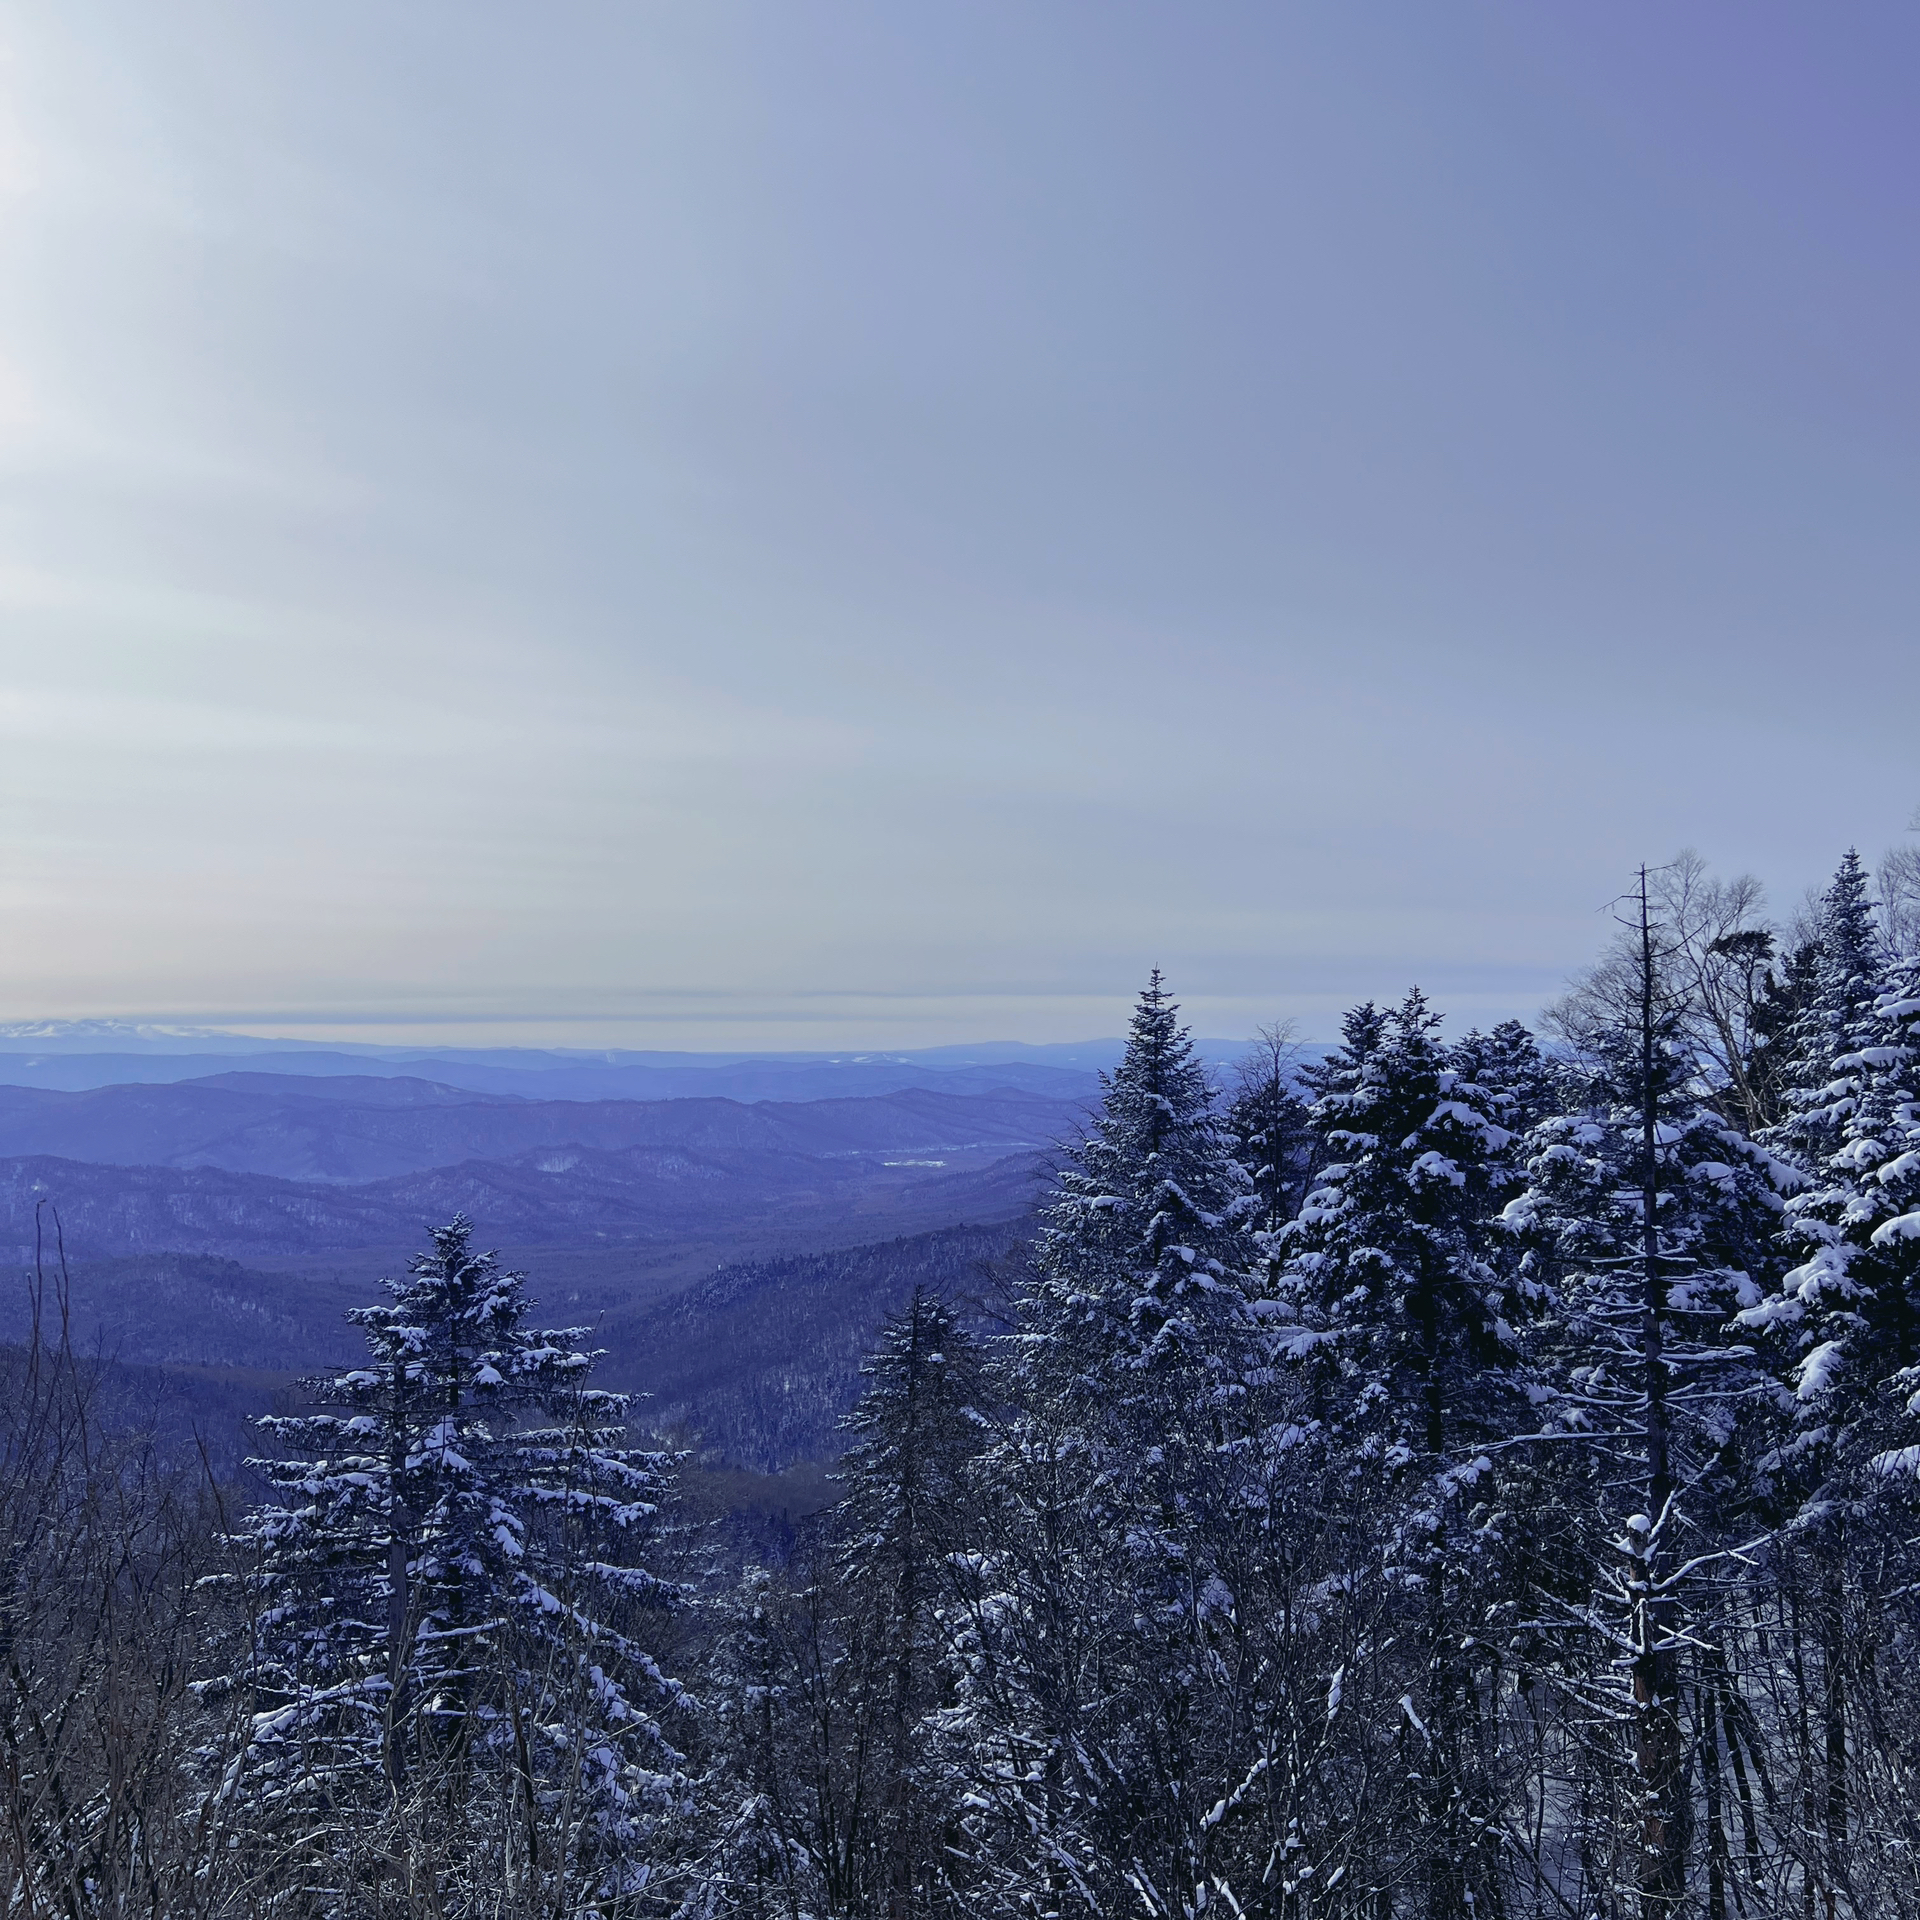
[0,1014,1255,1058]
[3,4,1915,1047]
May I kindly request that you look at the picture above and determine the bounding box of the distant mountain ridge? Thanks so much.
[0,1140,1048,1265]
[0,1020,1255,1066]
[0,1025,1263,1097]
[0,1077,1087,1183]
[0,1028,1245,1482]
[0,1051,1105,1101]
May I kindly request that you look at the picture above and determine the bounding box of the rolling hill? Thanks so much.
[0,1076,1089,1182]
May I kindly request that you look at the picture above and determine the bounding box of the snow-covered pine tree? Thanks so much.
[1745,929,1822,1134]
[1729,851,1897,1910]
[1858,945,1920,1437]
[831,1288,984,1918]
[941,973,1265,1918]
[700,1301,988,1920]
[1847,943,1920,1919]
[1298,999,1388,1104]
[1278,987,1531,1464]
[1018,968,1254,1438]
[213,1218,688,1916]
[1740,854,1913,1413]
[1733,927,1920,1914]
[1450,1018,1563,1136]
[1276,987,1536,1916]
[1770,851,1888,1174]
[703,1302,998,1920]
[1504,1017,1792,1523]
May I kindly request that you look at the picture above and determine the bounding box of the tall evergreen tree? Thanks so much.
[1742,858,1915,1408]
[1451,1018,1562,1136]
[1734,939,1920,1911]
[835,1288,984,1919]
[1771,851,1888,1172]
[1736,856,1900,1911]
[1746,929,1822,1133]
[215,1219,688,1916]
[941,973,1266,1918]
[1018,968,1254,1431]
[1277,989,1538,1917]
[1279,987,1530,1464]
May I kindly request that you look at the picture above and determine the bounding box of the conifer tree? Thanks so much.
[834,1287,984,1919]
[942,973,1264,1918]
[215,1218,688,1915]
[1746,930,1822,1133]
[1279,987,1530,1463]
[1741,857,1914,1410]
[1451,1018,1562,1135]
[1735,935,1920,1912]
[1018,969,1254,1432]
[1734,852,1896,1910]
[1771,851,1887,1172]
[707,1296,984,1920]
[1277,989,1537,1915]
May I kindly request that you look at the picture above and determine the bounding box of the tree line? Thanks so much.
[4,845,1919,1918]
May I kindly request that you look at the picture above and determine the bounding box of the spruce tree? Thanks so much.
[1741,856,1913,1409]
[1746,930,1822,1133]
[834,1288,984,1919]
[215,1218,688,1915]
[1278,989,1536,1916]
[1771,851,1888,1172]
[1735,854,1903,1911]
[942,973,1264,1917]
[1451,1017,1562,1135]
[1279,987,1531,1464]
[1019,968,1254,1431]
[1734,940,1920,1912]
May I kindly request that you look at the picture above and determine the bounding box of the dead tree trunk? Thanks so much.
[1631,868,1688,1918]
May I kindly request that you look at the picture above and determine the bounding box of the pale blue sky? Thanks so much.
[0,3,1915,1045]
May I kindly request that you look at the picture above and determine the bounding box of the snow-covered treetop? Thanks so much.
[1024,970,1254,1405]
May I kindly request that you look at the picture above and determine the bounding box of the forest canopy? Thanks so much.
[5,846,1920,1919]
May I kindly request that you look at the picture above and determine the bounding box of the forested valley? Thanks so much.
[6,847,1920,1919]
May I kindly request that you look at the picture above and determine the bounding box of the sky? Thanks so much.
[0,3,1915,1048]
